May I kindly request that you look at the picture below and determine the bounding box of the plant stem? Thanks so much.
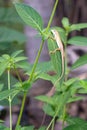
[28,39,45,82]
[16,92,27,128]
[52,120,55,130]
[46,106,60,130]
[8,70,12,130]
[46,0,59,30]
[62,105,66,129]
[15,39,45,129]
[14,65,23,86]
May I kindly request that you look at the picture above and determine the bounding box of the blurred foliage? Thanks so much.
[0,0,27,107]
[0,0,26,55]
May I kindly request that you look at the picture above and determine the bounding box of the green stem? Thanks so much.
[16,92,27,128]
[8,70,12,130]
[15,39,45,129]
[46,0,59,30]
[62,105,66,129]
[52,120,55,130]
[46,107,59,130]
[28,39,44,82]
[14,65,23,86]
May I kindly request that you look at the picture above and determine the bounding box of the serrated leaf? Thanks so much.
[68,36,87,46]
[0,89,20,101]
[11,50,23,58]
[35,95,54,105]
[80,80,87,90]
[67,96,83,103]
[72,54,87,70]
[0,27,26,44]
[66,117,87,125]
[64,78,79,86]
[78,88,87,94]
[14,3,43,31]
[0,61,9,76]
[37,73,54,82]
[0,96,20,106]
[63,124,87,130]
[14,56,27,63]
[70,23,87,31]
[64,117,87,130]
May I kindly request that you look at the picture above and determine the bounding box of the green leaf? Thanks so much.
[64,117,87,130]
[62,17,70,30]
[63,124,87,130]
[67,117,87,125]
[0,120,4,123]
[0,123,9,130]
[4,128,10,130]
[35,95,54,105]
[38,126,46,130]
[0,96,20,106]
[78,88,87,94]
[37,73,54,83]
[72,54,87,70]
[70,23,87,31]
[47,38,62,77]
[0,60,9,76]
[43,104,55,116]
[67,96,83,103]
[64,78,79,87]
[0,27,26,44]
[80,80,87,90]
[0,7,24,24]
[14,3,43,31]
[21,126,34,130]
[14,56,27,63]
[11,50,23,58]
[26,61,54,74]
[68,36,87,46]
[0,89,20,101]
[0,83,4,91]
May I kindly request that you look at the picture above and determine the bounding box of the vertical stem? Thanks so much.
[15,39,45,129]
[28,39,45,82]
[16,92,27,128]
[62,105,66,129]
[47,0,59,30]
[52,120,55,130]
[8,70,12,130]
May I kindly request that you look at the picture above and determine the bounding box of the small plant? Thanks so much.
[0,0,87,130]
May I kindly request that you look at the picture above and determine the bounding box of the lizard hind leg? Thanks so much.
[49,48,60,54]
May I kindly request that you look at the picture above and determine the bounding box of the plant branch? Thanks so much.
[47,0,59,30]
[15,39,45,129]
[28,39,45,82]
[16,91,27,128]
[8,70,12,130]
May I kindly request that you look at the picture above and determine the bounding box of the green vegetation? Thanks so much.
[0,0,87,130]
